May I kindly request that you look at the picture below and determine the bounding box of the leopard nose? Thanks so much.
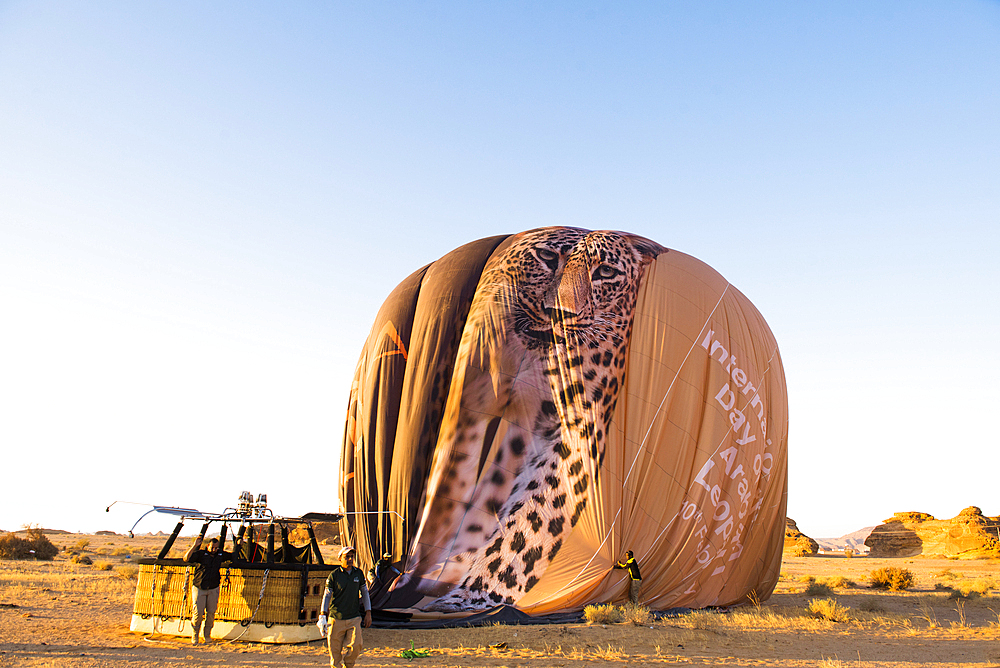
[548,261,591,317]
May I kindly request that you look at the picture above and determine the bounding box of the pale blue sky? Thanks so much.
[1,2,997,539]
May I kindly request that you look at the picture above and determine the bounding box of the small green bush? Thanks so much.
[869,567,915,591]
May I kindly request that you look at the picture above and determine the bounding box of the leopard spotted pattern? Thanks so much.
[405,227,664,611]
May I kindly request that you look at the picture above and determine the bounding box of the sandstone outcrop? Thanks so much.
[864,506,1000,559]
[288,521,341,546]
[784,517,819,556]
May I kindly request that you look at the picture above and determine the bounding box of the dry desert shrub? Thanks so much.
[111,547,132,557]
[116,564,139,580]
[0,529,59,561]
[682,609,721,630]
[584,603,622,624]
[949,588,981,601]
[805,581,833,596]
[807,597,851,622]
[71,554,93,565]
[583,602,652,625]
[72,538,90,551]
[621,603,652,625]
[869,566,915,591]
[93,560,114,571]
[819,575,856,589]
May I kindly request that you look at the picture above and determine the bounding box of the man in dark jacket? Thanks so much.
[183,535,234,644]
[613,550,643,605]
[317,546,371,668]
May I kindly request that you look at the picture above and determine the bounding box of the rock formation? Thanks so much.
[288,521,341,546]
[865,507,1000,559]
[784,517,819,556]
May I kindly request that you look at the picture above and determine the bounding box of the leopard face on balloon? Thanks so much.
[409,227,665,611]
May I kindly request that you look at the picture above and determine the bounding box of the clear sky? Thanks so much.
[1,2,997,540]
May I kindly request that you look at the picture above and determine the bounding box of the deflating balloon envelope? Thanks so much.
[341,227,787,617]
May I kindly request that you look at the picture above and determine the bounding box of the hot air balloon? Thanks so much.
[341,227,787,620]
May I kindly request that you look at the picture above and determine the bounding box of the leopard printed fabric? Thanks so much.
[402,227,664,611]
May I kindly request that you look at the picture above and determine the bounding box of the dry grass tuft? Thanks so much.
[92,560,114,571]
[807,597,852,622]
[583,603,622,624]
[592,644,627,660]
[583,602,652,626]
[917,600,939,628]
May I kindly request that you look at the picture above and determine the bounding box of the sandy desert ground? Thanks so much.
[2,532,999,667]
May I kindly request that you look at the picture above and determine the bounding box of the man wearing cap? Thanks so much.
[317,546,371,668]
[367,551,402,603]
[369,552,394,584]
[613,550,643,605]
[183,534,234,644]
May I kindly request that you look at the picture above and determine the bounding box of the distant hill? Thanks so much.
[815,527,876,553]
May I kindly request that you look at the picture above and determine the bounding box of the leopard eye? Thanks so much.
[593,264,621,280]
[535,247,560,269]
